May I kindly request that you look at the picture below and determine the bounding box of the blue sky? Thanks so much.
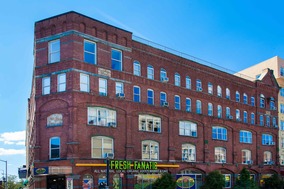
[1,0,284,178]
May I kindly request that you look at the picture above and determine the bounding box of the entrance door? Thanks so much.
[47,175,66,189]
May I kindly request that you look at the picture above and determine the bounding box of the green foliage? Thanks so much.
[6,175,22,189]
[201,170,225,189]
[233,168,258,189]
[151,173,176,189]
[263,173,284,189]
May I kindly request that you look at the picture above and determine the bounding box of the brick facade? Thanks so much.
[27,11,280,189]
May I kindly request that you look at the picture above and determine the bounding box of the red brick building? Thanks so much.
[27,11,280,189]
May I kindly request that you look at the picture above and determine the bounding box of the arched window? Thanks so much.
[142,140,159,160]
[236,91,240,102]
[208,103,213,116]
[133,86,141,102]
[251,113,255,124]
[196,79,202,91]
[217,85,222,97]
[208,82,213,94]
[196,100,202,114]
[133,61,141,76]
[186,76,191,89]
[242,150,252,164]
[91,136,113,158]
[243,111,248,123]
[263,151,272,165]
[217,105,222,118]
[226,107,231,118]
[226,88,230,99]
[243,93,248,104]
[147,89,154,105]
[160,92,167,106]
[182,144,196,162]
[212,126,227,140]
[160,68,168,82]
[175,95,181,110]
[147,65,154,79]
[175,73,181,86]
[186,98,191,112]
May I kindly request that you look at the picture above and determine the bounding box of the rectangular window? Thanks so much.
[133,86,140,102]
[42,77,51,95]
[99,78,107,96]
[196,100,202,114]
[212,127,227,140]
[251,97,255,106]
[175,95,180,110]
[281,104,284,114]
[92,136,113,158]
[84,40,96,64]
[281,67,284,76]
[186,98,191,112]
[57,73,66,92]
[160,92,167,106]
[115,82,124,95]
[186,77,191,89]
[88,107,117,127]
[50,137,60,159]
[262,134,273,145]
[281,88,284,97]
[139,115,161,133]
[147,89,154,105]
[260,115,264,126]
[48,39,60,63]
[179,121,197,137]
[142,141,159,160]
[281,121,284,131]
[80,73,89,92]
[240,130,252,143]
[260,98,265,108]
[147,65,154,79]
[111,49,122,71]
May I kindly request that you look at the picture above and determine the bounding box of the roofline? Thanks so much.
[35,11,132,34]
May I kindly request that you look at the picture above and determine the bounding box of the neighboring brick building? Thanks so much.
[26,11,280,189]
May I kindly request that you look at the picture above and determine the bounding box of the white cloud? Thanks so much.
[0,148,25,156]
[0,130,25,145]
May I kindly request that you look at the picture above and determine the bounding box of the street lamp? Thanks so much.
[0,160,7,189]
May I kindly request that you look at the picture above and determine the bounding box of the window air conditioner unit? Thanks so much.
[197,88,202,91]
[162,102,169,107]
[105,152,114,159]
[162,77,169,83]
[116,93,125,98]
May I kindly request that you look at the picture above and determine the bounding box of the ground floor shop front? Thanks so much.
[28,161,281,189]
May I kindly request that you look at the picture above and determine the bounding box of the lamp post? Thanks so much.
[0,160,7,189]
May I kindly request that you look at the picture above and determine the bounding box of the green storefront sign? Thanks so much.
[109,160,157,170]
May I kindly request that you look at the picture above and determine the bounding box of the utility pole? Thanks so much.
[0,160,7,189]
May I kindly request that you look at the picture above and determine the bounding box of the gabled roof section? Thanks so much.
[257,68,279,88]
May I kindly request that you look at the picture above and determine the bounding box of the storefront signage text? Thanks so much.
[109,160,157,170]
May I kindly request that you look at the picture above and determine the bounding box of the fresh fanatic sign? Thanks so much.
[109,160,157,170]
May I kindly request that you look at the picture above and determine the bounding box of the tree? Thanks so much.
[201,170,225,189]
[6,175,22,189]
[233,168,258,189]
[151,173,176,189]
[263,173,284,189]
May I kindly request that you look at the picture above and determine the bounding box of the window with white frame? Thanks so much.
[182,144,196,162]
[160,68,167,82]
[175,73,181,86]
[142,140,159,160]
[208,82,213,94]
[243,111,248,123]
[236,91,240,102]
[147,65,154,80]
[226,107,231,118]
[217,105,222,118]
[196,79,202,91]
[133,86,140,102]
[260,115,264,126]
[186,98,191,112]
[251,113,255,125]
[266,116,270,127]
[262,134,273,145]
[47,114,63,127]
[91,136,113,158]
[179,121,197,137]
[215,147,226,163]
[243,93,248,104]
[236,109,241,121]
[88,107,116,127]
[80,73,89,92]
[115,82,124,95]
[251,97,255,106]
[175,95,181,110]
[240,130,252,143]
[186,76,191,89]
[242,150,252,164]
[48,39,60,63]
[84,40,96,64]
[263,151,272,165]
[147,89,154,105]
[208,103,213,116]
[160,92,167,106]
[99,78,107,96]
[57,73,66,92]
[111,49,122,71]
[217,85,222,97]
[133,61,141,76]
[50,137,60,160]
[139,115,161,133]
[42,76,51,95]
[212,126,227,141]
[260,95,265,108]
[196,100,202,114]
[226,88,230,99]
